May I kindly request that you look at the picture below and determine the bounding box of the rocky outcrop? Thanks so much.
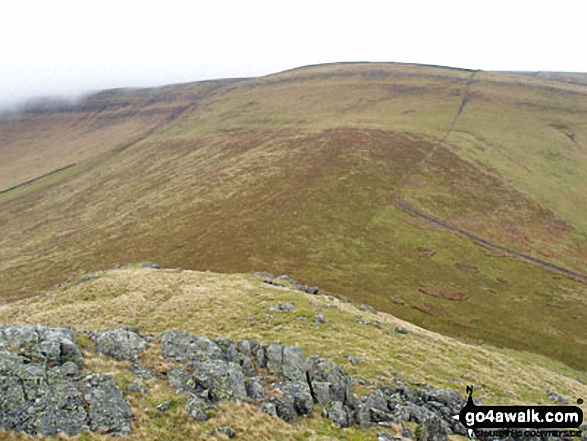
[267,393,296,422]
[80,374,133,434]
[0,325,84,368]
[0,325,131,436]
[1,324,473,440]
[306,356,355,408]
[155,329,461,441]
[157,332,356,426]
[254,272,320,295]
[267,344,306,381]
[416,416,449,441]
[324,401,352,428]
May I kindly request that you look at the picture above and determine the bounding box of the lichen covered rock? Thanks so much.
[159,331,223,362]
[95,327,148,362]
[186,393,216,421]
[0,326,131,436]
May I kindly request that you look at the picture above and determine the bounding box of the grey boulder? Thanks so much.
[245,377,265,399]
[96,327,148,362]
[191,360,247,401]
[159,331,223,362]
[186,394,216,421]
[416,416,449,441]
[80,373,133,435]
[324,401,352,428]
[272,381,314,415]
[268,394,295,422]
[266,344,305,381]
[305,357,354,408]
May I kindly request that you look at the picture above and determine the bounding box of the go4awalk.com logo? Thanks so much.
[454,386,584,438]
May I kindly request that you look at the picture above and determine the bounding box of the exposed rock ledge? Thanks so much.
[1,324,471,439]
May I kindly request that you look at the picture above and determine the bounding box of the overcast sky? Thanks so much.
[1,0,586,108]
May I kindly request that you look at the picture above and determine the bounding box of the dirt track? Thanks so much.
[0,163,77,194]
[394,199,587,283]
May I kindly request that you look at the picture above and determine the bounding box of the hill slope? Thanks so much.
[1,63,587,369]
[0,80,236,192]
[0,267,585,440]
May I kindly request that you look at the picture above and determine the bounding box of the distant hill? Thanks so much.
[498,71,587,88]
[1,63,586,369]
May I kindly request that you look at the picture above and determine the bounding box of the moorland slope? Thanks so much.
[1,63,586,369]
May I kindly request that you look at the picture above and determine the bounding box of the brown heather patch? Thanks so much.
[411,303,448,316]
[402,139,587,273]
[417,247,436,258]
[418,285,470,301]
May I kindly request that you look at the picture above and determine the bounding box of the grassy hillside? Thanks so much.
[0,80,233,192]
[1,63,586,370]
[0,267,585,440]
